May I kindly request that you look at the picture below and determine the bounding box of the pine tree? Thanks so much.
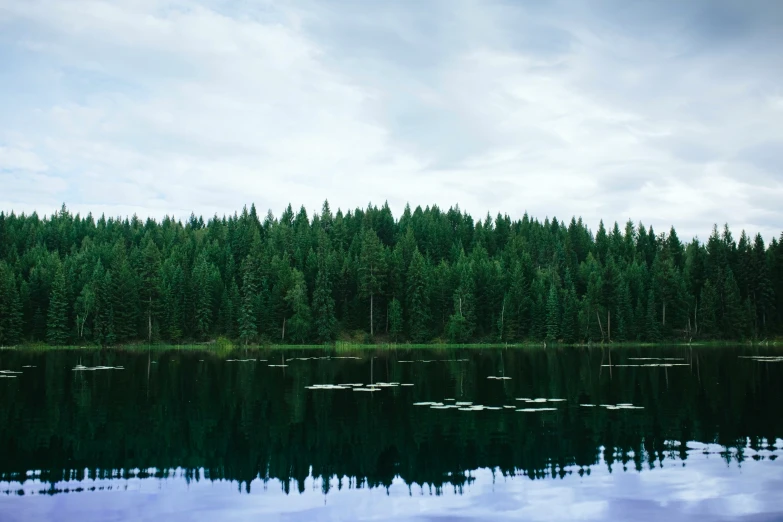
[389,298,403,342]
[312,258,336,344]
[285,269,311,343]
[46,264,69,345]
[193,254,216,340]
[722,269,744,339]
[615,281,633,342]
[406,248,430,342]
[560,281,579,345]
[546,284,559,343]
[0,202,782,346]
[645,290,660,342]
[139,238,162,343]
[239,257,258,345]
[0,263,23,345]
[358,228,385,337]
[447,255,475,343]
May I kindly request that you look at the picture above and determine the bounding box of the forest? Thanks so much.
[0,202,781,346]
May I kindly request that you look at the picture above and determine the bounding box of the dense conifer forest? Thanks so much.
[0,202,781,346]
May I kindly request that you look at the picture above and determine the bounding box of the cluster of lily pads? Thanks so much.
[290,356,362,361]
[486,376,512,380]
[0,369,22,379]
[72,365,124,371]
[580,403,644,410]
[738,356,783,363]
[515,398,566,412]
[410,397,568,413]
[226,358,265,362]
[305,381,414,392]
[603,357,688,368]
[398,359,469,363]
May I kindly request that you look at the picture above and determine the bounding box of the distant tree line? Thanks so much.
[0,202,781,346]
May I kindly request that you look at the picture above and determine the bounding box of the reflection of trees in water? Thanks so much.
[0,347,781,495]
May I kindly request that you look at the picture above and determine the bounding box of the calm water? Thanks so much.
[1,346,782,521]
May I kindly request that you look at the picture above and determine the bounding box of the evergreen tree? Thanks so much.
[406,249,430,342]
[389,298,403,342]
[0,263,23,345]
[193,253,217,340]
[139,239,162,342]
[239,257,258,345]
[0,202,780,345]
[645,290,660,342]
[312,247,337,343]
[546,284,559,343]
[46,264,69,345]
[559,270,579,344]
[285,269,311,344]
[358,228,385,337]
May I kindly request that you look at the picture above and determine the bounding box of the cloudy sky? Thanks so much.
[1,0,782,240]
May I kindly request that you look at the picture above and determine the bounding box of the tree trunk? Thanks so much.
[500,299,505,340]
[370,293,374,337]
[282,317,286,341]
[596,311,605,342]
[662,301,666,326]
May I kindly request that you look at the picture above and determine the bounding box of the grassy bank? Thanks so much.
[2,339,781,352]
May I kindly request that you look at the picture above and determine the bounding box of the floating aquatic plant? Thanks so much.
[601,363,689,367]
[628,357,685,361]
[72,365,123,371]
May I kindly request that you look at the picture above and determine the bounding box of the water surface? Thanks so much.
[1,346,782,521]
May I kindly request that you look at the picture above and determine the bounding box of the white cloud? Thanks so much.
[0,0,781,240]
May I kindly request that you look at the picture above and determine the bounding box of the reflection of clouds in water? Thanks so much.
[3,449,783,522]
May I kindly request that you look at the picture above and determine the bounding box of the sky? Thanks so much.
[1,0,782,241]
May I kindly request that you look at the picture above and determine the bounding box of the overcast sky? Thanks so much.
[1,0,782,240]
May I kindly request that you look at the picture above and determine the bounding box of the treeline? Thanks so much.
[0,202,782,346]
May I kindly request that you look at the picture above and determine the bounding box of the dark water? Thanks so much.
[1,346,783,522]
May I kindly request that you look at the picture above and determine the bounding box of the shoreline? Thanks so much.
[2,340,781,351]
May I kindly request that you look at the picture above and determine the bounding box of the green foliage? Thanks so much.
[285,269,311,344]
[406,248,430,342]
[239,257,258,345]
[46,264,69,346]
[0,262,23,345]
[388,298,403,342]
[546,284,559,343]
[0,204,781,345]
[312,235,337,343]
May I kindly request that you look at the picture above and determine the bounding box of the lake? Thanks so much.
[1,346,782,521]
